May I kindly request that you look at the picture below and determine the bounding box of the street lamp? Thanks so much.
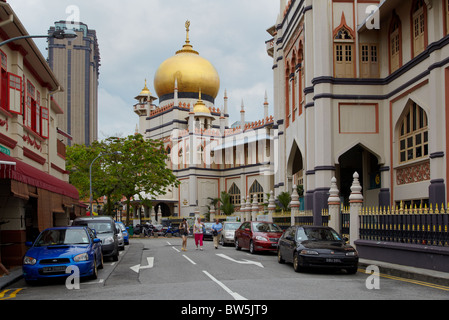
[89,151,122,217]
[0,29,77,47]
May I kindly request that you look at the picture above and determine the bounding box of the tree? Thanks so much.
[218,191,234,216]
[103,134,179,225]
[66,134,179,223]
[277,192,291,212]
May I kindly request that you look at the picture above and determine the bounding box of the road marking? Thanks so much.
[84,279,105,285]
[202,270,247,300]
[0,288,23,300]
[365,269,449,292]
[166,241,172,245]
[172,246,180,253]
[183,255,197,265]
[130,257,155,273]
[216,253,264,268]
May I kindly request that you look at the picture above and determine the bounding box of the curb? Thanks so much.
[358,259,449,287]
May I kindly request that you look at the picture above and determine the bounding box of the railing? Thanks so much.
[359,202,449,247]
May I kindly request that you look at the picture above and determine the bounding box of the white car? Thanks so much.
[219,222,242,246]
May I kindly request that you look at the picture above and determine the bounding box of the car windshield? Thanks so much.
[252,222,283,232]
[204,223,214,229]
[35,229,90,247]
[77,221,113,234]
[297,228,342,242]
[224,223,241,231]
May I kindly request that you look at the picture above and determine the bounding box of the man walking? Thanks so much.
[211,219,223,249]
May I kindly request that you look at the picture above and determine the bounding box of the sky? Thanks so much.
[7,0,280,139]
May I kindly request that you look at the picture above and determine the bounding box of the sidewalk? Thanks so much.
[0,267,22,290]
[359,258,449,287]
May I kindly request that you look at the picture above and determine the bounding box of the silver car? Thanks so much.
[219,222,242,246]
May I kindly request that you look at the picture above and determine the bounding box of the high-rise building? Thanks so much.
[47,21,100,146]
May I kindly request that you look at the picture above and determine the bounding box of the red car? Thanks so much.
[234,221,284,254]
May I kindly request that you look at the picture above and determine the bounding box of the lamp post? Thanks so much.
[89,151,122,217]
[0,29,77,47]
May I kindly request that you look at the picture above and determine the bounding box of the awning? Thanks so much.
[0,152,79,200]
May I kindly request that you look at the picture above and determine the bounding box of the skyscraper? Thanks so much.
[47,21,100,146]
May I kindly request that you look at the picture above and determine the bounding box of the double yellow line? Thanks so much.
[0,288,23,300]
[359,268,449,292]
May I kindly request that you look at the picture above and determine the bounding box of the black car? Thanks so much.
[277,226,358,274]
[203,222,215,240]
[72,216,120,261]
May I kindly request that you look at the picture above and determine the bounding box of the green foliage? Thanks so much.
[277,191,291,211]
[66,134,179,223]
[218,191,234,216]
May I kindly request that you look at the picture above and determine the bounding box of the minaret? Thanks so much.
[264,90,269,119]
[240,99,245,130]
[174,77,179,107]
[224,89,229,127]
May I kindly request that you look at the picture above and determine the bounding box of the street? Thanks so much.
[2,237,449,301]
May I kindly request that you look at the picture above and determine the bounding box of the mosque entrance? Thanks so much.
[155,202,171,218]
[287,141,304,193]
[337,144,381,207]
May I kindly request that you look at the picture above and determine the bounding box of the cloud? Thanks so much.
[8,0,278,138]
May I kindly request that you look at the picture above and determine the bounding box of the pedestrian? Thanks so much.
[211,219,223,249]
[193,217,204,250]
[179,218,189,251]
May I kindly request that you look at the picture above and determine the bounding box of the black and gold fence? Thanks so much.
[359,203,449,246]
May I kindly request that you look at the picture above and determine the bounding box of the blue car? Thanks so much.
[116,221,129,245]
[23,226,103,283]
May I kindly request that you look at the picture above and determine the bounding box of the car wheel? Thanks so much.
[249,241,255,254]
[277,249,285,264]
[293,252,301,273]
[235,238,241,250]
[112,245,119,261]
[98,253,104,269]
[91,258,98,280]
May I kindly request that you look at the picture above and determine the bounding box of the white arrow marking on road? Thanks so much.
[216,253,264,268]
[130,257,154,273]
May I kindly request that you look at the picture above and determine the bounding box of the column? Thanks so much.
[290,185,300,226]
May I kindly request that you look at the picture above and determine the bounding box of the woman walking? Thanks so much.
[193,217,204,250]
[179,218,189,251]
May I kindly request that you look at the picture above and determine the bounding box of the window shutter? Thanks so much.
[7,73,22,115]
[40,106,49,139]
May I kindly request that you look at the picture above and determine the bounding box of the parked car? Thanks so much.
[116,221,129,245]
[22,226,103,283]
[219,222,242,246]
[234,221,284,254]
[116,225,125,251]
[277,225,359,274]
[72,216,119,261]
[203,222,215,240]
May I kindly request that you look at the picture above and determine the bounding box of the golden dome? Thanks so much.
[193,91,211,114]
[139,79,151,96]
[154,21,220,101]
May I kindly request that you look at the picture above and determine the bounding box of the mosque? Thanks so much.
[132,21,275,219]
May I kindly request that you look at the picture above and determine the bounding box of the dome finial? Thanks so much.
[185,20,191,45]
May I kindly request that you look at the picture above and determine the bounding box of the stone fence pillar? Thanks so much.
[327,177,341,232]
[349,172,363,246]
[290,185,300,226]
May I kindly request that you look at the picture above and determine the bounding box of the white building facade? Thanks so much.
[268,0,449,222]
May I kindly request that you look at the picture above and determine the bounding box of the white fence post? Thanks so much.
[349,172,363,246]
[328,177,341,232]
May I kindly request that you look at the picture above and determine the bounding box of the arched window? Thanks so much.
[285,62,291,128]
[411,0,427,58]
[228,183,241,205]
[249,180,264,203]
[389,13,402,73]
[334,26,355,78]
[398,102,428,164]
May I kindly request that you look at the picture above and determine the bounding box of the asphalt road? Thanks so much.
[2,237,449,301]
